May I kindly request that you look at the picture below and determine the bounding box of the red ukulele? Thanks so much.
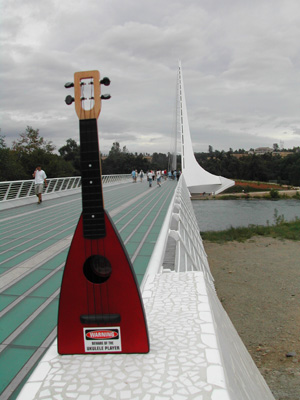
[58,70,149,354]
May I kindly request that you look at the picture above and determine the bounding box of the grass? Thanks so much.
[201,217,300,243]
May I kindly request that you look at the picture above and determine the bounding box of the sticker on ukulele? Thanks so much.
[84,327,122,353]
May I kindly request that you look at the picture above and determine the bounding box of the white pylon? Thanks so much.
[178,61,235,194]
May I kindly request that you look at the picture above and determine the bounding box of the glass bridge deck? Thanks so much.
[0,179,177,399]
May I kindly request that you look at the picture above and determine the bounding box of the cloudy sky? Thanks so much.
[1,0,300,155]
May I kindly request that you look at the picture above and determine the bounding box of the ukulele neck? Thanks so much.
[80,118,106,239]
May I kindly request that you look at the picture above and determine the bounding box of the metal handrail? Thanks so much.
[0,175,131,202]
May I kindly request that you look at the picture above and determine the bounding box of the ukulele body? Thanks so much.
[58,211,149,354]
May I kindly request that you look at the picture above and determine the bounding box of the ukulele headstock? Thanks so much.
[65,70,111,120]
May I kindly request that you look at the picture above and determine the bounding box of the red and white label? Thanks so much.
[83,327,121,353]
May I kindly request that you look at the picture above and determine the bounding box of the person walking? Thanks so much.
[131,169,136,182]
[147,171,153,187]
[156,170,162,187]
[139,170,144,182]
[33,166,47,204]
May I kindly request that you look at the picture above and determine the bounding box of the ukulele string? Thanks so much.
[85,238,91,317]
[87,79,98,322]
[96,82,108,325]
[98,238,105,323]
[88,77,108,325]
[91,78,111,325]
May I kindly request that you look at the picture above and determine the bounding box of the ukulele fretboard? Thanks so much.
[80,119,106,239]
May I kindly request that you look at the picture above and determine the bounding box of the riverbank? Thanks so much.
[201,218,300,242]
[204,237,300,400]
[191,189,299,200]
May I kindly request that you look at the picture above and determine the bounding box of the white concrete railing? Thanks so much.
[0,175,131,202]
[141,175,274,399]
[143,174,214,286]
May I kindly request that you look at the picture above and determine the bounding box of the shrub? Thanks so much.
[270,188,280,199]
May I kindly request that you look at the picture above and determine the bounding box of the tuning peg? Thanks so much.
[65,95,74,105]
[101,94,111,100]
[64,82,74,89]
[100,77,111,86]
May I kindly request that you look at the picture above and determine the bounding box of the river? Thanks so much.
[192,199,300,232]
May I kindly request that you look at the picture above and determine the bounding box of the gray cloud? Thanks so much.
[1,0,300,155]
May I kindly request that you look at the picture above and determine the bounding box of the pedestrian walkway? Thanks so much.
[0,180,177,399]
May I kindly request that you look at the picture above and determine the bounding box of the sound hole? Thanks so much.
[83,255,112,284]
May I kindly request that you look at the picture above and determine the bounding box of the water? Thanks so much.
[192,199,300,232]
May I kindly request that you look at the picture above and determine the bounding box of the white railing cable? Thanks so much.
[0,175,131,202]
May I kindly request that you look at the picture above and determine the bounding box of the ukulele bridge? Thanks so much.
[80,314,121,324]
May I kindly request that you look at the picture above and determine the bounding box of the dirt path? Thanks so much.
[204,237,300,400]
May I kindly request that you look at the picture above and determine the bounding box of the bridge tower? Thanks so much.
[177,61,234,194]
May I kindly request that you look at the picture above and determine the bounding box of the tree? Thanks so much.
[279,153,300,186]
[101,142,151,174]
[12,126,55,154]
[151,153,168,170]
[0,133,6,149]
[0,134,27,180]
[45,154,78,177]
[11,127,57,177]
[59,138,80,173]
[109,142,122,156]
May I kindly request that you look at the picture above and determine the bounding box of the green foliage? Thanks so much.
[0,133,27,180]
[150,152,168,170]
[224,184,261,194]
[44,154,77,177]
[269,188,280,199]
[0,147,27,180]
[14,148,77,178]
[0,133,6,149]
[1,128,77,181]
[12,126,55,154]
[101,142,151,174]
[202,217,300,243]
[2,127,300,185]
[279,153,300,186]
[101,144,169,174]
[58,138,80,174]
[294,191,300,199]
[272,208,285,225]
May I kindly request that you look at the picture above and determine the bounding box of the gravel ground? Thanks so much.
[204,237,300,400]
